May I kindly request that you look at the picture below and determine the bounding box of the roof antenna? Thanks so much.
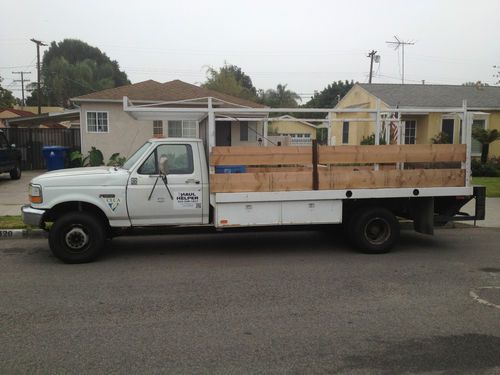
[386,36,415,84]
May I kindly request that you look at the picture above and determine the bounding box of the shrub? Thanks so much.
[471,157,500,177]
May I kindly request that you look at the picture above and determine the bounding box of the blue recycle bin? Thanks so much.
[215,165,246,174]
[42,146,69,171]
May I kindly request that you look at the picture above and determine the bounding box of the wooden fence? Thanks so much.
[4,128,81,170]
[210,143,466,193]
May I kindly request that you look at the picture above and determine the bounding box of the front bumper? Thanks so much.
[21,205,45,227]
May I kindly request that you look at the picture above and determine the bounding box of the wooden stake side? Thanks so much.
[211,169,465,193]
[318,144,466,164]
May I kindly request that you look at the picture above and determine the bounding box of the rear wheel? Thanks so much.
[49,211,105,263]
[348,207,399,254]
[10,162,21,180]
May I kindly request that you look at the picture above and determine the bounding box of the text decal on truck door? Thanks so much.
[174,191,201,210]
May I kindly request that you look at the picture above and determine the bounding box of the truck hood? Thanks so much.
[32,166,130,187]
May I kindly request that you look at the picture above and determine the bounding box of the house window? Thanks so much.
[153,120,163,137]
[472,119,486,155]
[87,111,108,133]
[240,121,249,141]
[404,120,417,144]
[342,121,349,144]
[167,120,197,138]
[441,119,454,144]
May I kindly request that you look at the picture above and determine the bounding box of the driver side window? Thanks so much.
[137,144,193,175]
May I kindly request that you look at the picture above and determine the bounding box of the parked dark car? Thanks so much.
[0,130,22,179]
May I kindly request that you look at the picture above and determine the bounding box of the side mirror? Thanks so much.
[11,144,16,148]
[158,155,169,176]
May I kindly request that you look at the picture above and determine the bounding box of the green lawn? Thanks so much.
[472,177,500,197]
[0,215,29,229]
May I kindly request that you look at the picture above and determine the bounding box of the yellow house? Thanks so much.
[268,115,317,146]
[332,83,500,158]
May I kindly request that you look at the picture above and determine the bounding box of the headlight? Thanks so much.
[29,184,43,204]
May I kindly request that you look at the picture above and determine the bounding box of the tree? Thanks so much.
[202,63,258,101]
[304,80,355,108]
[472,128,500,164]
[0,76,16,109]
[26,39,130,108]
[258,84,301,108]
[462,81,489,87]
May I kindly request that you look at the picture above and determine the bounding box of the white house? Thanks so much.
[72,79,269,159]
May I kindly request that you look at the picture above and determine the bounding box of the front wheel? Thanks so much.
[49,212,106,263]
[10,162,21,180]
[348,207,400,254]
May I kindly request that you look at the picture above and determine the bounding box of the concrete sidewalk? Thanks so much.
[0,170,45,216]
[462,197,500,228]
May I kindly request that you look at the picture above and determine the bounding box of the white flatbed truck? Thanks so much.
[22,104,485,263]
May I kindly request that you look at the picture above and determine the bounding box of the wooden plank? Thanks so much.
[271,172,312,191]
[210,173,271,193]
[318,144,466,164]
[320,169,465,189]
[210,168,465,193]
[210,171,312,193]
[210,146,311,166]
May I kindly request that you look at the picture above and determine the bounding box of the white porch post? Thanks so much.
[327,113,332,146]
[208,97,215,151]
[374,99,381,170]
[263,120,268,146]
[463,100,471,187]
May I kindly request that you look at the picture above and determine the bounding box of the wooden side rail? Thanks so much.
[209,143,467,193]
[318,144,466,164]
[210,169,465,193]
[210,144,466,166]
[210,146,311,166]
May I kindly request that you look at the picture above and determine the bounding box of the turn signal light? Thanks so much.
[29,195,43,204]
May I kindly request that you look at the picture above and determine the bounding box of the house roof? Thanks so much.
[72,79,266,108]
[0,108,35,116]
[358,83,500,109]
[276,115,317,128]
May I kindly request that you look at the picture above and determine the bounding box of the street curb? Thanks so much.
[0,228,47,239]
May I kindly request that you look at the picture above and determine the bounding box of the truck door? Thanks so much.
[126,143,203,226]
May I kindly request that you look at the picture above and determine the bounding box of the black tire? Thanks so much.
[349,207,399,254]
[49,211,106,263]
[10,162,21,180]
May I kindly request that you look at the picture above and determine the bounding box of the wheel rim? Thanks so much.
[364,217,391,245]
[64,226,90,252]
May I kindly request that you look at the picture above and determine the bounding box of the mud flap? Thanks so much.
[412,197,434,235]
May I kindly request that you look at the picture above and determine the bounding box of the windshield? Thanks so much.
[122,142,152,170]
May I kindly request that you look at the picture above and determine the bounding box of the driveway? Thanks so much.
[0,170,45,216]
[1,228,499,374]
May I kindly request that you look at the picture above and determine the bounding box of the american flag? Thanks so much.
[389,110,399,144]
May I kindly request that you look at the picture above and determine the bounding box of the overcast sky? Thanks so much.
[1,0,499,102]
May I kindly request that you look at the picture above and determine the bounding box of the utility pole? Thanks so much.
[386,36,415,84]
[367,50,378,84]
[12,71,31,107]
[30,38,47,114]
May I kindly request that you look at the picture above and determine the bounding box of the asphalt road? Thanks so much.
[1,227,500,374]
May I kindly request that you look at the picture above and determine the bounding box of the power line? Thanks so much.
[30,38,47,114]
[367,50,379,84]
[12,71,31,106]
[386,36,415,84]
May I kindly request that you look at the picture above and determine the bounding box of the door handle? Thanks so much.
[185,178,200,184]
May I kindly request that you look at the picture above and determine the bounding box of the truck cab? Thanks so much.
[22,138,209,263]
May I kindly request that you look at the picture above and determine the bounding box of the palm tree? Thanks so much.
[472,128,500,164]
[259,84,301,108]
